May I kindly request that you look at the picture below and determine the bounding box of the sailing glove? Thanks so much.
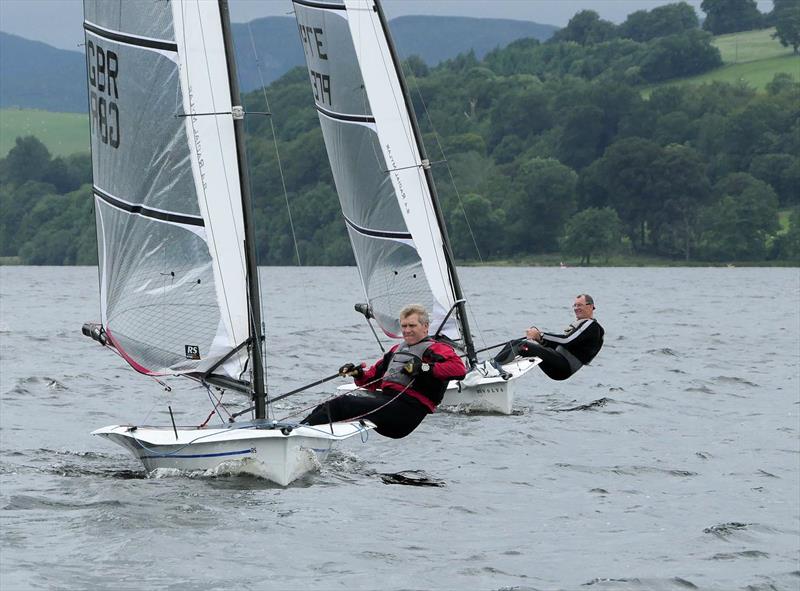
[339,362,363,378]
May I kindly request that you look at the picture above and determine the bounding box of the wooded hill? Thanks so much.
[0,16,555,113]
[1,2,798,266]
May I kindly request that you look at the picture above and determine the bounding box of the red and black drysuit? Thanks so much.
[493,318,604,381]
[302,337,466,438]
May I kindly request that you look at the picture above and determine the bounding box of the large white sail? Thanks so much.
[292,0,462,341]
[84,0,250,381]
[83,1,375,484]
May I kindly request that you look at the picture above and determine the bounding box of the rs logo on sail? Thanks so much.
[87,40,120,149]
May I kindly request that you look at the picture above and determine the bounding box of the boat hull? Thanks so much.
[441,357,540,414]
[92,421,374,486]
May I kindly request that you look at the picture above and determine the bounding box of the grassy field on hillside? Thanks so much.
[0,108,88,157]
[713,27,795,63]
[650,54,799,93]
[644,28,799,95]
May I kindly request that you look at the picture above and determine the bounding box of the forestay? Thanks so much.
[292,0,462,342]
[84,0,250,382]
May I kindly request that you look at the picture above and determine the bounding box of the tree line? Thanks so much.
[1,1,798,266]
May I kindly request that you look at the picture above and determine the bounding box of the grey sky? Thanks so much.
[0,0,775,53]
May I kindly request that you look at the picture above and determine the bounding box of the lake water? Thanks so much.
[1,266,798,590]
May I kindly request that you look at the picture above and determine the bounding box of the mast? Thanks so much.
[219,0,268,419]
[372,0,477,366]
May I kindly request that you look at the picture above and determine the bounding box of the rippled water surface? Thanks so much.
[1,266,798,590]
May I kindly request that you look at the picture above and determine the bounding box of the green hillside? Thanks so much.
[0,108,88,157]
[644,28,799,95]
[713,28,795,63]
[667,54,799,90]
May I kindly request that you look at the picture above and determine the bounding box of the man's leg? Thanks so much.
[302,393,382,425]
[302,392,427,438]
[493,338,528,364]
[515,341,573,380]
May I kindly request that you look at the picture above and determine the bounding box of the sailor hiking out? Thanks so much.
[490,294,604,381]
[302,304,466,438]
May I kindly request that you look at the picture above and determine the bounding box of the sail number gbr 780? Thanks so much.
[86,40,120,149]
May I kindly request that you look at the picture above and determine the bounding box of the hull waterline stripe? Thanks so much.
[344,215,412,240]
[94,187,205,227]
[316,104,376,124]
[84,22,178,52]
[140,448,253,459]
[292,0,347,11]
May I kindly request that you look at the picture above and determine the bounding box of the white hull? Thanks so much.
[441,357,541,414]
[93,420,374,486]
[337,357,541,415]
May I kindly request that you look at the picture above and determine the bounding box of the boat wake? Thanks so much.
[3,376,69,399]
[553,397,613,412]
[379,470,445,487]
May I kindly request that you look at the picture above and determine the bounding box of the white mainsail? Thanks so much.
[84,0,374,485]
[85,0,250,381]
[292,0,466,345]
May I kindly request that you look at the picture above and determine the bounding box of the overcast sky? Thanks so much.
[0,0,775,52]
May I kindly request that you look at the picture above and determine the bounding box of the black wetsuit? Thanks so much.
[494,318,604,380]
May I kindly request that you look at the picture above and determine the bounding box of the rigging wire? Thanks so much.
[412,77,485,265]
[245,19,305,417]
[199,384,231,427]
[246,22,302,269]
[407,78,489,351]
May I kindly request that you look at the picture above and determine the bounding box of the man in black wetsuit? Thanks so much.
[301,304,466,438]
[491,293,604,381]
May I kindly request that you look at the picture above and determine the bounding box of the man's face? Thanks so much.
[573,296,594,320]
[401,313,429,345]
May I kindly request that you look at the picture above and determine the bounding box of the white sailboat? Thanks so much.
[82,0,372,486]
[292,0,540,414]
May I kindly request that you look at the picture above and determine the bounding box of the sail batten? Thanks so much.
[84,21,179,52]
[93,187,205,227]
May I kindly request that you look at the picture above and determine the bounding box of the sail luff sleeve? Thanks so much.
[171,0,251,379]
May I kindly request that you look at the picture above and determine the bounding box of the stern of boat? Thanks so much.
[442,357,541,414]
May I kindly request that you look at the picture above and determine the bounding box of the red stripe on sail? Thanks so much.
[104,328,162,376]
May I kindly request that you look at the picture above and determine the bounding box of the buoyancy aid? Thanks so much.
[381,338,447,409]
